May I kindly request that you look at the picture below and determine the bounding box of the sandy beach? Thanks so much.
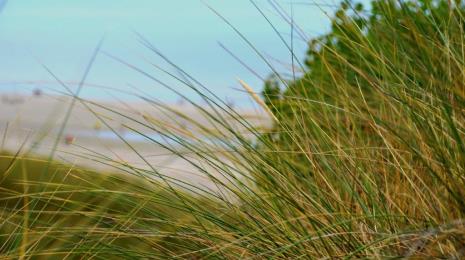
[0,92,270,190]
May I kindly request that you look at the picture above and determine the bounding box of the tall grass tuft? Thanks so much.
[1,0,465,258]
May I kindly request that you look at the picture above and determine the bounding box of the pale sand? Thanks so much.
[0,93,270,191]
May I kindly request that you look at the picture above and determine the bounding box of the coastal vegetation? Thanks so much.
[1,0,465,258]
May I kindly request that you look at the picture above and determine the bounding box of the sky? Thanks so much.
[0,0,362,104]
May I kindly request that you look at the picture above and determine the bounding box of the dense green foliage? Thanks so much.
[263,0,465,201]
[260,0,465,256]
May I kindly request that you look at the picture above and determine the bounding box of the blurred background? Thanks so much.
[0,0,349,104]
[0,0,369,176]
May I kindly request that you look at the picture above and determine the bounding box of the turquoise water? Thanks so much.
[75,129,172,143]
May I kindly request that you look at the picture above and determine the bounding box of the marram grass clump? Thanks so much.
[2,0,465,258]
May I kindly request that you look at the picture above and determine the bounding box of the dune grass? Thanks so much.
[0,152,215,258]
[1,0,465,258]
